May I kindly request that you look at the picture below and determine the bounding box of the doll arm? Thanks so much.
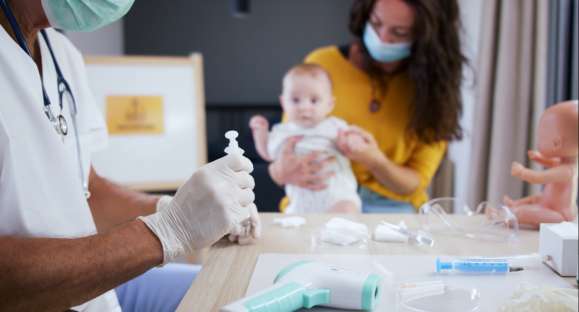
[528,150,561,168]
[249,115,272,162]
[512,162,575,184]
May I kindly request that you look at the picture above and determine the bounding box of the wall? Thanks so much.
[66,20,124,56]
[67,0,484,212]
[123,0,353,105]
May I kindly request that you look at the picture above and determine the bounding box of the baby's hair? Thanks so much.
[283,63,333,90]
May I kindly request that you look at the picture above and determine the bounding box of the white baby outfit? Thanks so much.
[268,117,361,213]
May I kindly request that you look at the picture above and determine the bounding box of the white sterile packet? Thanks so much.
[273,216,306,228]
[315,217,370,247]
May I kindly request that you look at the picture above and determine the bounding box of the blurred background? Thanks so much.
[68,0,578,212]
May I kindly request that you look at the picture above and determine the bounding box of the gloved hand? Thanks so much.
[155,195,173,212]
[228,202,261,245]
[156,195,261,245]
[139,153,255,263]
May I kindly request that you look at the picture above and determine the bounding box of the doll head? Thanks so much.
[537,100,578,158]
[280,64,335,128]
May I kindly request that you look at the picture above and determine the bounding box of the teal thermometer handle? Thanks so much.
[220,281,330,312]
[221,282,305,312]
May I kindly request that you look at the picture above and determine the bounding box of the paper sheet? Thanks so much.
[245,253,572,311]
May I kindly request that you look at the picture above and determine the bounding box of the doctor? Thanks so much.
[0,0,259,311]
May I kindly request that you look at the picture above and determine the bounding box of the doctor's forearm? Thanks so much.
[88,168,159,233]
[0,220,162,312]
[367,155,421,196]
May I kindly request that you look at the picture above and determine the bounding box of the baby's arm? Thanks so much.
[249,115,272,162]
[511,162,575,184]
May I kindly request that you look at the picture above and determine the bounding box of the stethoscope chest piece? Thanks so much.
[56,114,68,136]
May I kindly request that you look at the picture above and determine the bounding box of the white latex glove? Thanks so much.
[157,195,261,246]
[228,203,261,245]
[139,154,255,263]
[155,195,173,212]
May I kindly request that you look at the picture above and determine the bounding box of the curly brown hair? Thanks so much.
[349,0,465,143]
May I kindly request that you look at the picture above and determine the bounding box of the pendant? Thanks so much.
[57,114,68,136]
[369,99,381,113]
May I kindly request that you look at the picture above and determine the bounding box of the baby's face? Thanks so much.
[281,73,334,128]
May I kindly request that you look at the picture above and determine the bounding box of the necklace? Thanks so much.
[369,79,381,113]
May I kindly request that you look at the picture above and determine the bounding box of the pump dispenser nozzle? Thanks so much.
[225,130,244,155]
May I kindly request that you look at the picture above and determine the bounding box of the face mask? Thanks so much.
[41,0,134,32]
[363,22,412,63]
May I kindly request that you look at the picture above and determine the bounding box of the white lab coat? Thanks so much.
[0,28,120,311]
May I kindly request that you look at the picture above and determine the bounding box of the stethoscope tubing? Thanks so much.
[1,1,90,198]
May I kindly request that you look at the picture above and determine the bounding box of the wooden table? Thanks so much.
[176,213,570,311]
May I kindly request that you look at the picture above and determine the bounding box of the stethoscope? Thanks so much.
[1,0,90,198]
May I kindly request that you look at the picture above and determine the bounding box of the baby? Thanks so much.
[250,64,361,213]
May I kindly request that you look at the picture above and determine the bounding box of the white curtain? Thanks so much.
[467,0,549,206]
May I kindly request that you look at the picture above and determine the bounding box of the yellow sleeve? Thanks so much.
[406,141,447,190]
[304,50,321,64]
[304,47,334,67]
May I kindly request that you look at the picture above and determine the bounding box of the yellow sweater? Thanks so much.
[304,46,447,208]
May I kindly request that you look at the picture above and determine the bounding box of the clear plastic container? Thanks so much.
[397,280,481,312]
[375,221,435,247]
[418,197,519,242]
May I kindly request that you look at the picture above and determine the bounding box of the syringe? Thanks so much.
[435,257,523,274]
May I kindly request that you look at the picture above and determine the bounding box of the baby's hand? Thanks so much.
[249,115,269,131]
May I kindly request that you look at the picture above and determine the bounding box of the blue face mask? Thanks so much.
[363,22,412,63]
[41,0,134,32]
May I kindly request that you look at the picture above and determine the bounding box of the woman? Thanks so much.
[269,0,465,212]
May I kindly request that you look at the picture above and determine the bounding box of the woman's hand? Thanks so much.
[337,125,420,195]
[269,136,335,191]
[337,126,385,169]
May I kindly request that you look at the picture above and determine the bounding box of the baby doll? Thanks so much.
[504,100,578,228]
[250,64,361,213]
